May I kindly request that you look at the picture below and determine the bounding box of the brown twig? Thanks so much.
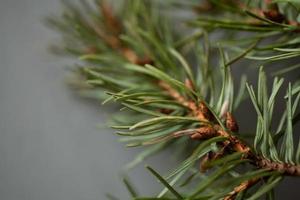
[224,178,259,200]
[254,157,300,176]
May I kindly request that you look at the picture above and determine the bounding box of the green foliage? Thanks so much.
[48,0,300,199]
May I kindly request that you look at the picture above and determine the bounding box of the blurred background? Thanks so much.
[0,0,299,200]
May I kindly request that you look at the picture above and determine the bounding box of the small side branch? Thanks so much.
[255,157,300,176]
[223,178,259,200]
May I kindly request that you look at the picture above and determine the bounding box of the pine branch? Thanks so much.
[47,0,300,199]
[159,77,300,177]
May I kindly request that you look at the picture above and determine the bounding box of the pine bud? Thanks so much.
[263,10,285,23]
[198,101,214,121]
[190,126,217,140]
[225,112,239,132]
[184,79,194,90]
[200,151,214,172]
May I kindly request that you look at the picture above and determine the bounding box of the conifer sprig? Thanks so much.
[47,0,300,199]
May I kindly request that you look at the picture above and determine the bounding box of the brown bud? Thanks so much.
[233,142,250,154]
[190,126,217,140]
[122,48,139,63]
[226,112,239,132]
[193,1,213,13]
[184,79,194,91]
[198,101,214,121]
[100,0,122,35]
[85,46,98,54]
[295,167,300,176]
[135,57,154,66]
[211,142,230,160]
[159,108,173,115]
[200,151,214,172]
[263,10,285,23]
[106,36,121,49]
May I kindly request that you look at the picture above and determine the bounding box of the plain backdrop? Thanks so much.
[0,0,299,200]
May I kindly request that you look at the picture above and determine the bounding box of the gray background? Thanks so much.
[0,0,299,200]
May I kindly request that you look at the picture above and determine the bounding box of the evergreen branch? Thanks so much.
[158,75,300,177]
[48,0,300,199]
